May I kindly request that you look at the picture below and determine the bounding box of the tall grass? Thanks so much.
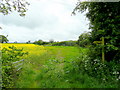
[2,44,119,88]
[13,45,98,88]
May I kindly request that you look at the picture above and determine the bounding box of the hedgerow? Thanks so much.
[1,46,28,88]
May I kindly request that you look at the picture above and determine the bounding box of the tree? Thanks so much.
[26,40,31,44]
[0,35,9,43]
[73,1,120,61]
[49,39,54,43]
[0,0,29,16]
[33,40,44,45]
[0,0,29,30]
[78,32,91,47]
[14,41,17,43]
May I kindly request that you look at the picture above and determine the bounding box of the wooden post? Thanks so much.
[101,37,105,63]
[93,37,105,63]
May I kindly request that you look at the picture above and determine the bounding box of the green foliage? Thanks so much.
[2,46,28,88]
[0,35,9,43]
[74,47,119,88]
[0,0,29,16]
[33,40,77,46]
[77,58,119,88]
[33,40,49,45]
[77,32,91,47]
[73,2,120,61]
[50,40,77,46]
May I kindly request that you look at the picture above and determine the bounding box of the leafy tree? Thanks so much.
[33,40,43,45]
[0,0,29,16]
[77,32,91,47]
[33,40,49,45]
[0,35,9,43]
[73,1,120,61]
[0,0,29,29]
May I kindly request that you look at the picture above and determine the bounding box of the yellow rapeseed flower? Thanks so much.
[1,43,47,58]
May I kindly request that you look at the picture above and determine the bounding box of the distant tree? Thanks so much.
[26,40,31,44]
[50,40,77,46]
[49,39,54,43]
[0,35,9,43]
[0,27,2,29]
[14,41,17,43]
[33,40,49,45]
[33,40,43,45]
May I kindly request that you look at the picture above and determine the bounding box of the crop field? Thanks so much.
[2,43,118,88]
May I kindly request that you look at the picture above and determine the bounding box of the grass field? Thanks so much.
[2,43,115,88]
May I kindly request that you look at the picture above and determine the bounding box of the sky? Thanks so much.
[0,0,90,42]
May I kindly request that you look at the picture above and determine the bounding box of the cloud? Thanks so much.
[1,0,76,29]
[0,0,90,42]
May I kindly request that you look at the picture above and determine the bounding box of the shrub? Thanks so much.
[78,56,119,88]
[1,46,28,88]
[51,41,77,46]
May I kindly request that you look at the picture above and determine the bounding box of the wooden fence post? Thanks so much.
[101,37,105,63]
[93,37,105,63]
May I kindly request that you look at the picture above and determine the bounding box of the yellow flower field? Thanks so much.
[1,43,47,58]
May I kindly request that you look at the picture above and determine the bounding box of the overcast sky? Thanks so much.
[0,0,90,42]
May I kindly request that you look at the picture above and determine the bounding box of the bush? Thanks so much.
[1,46,28,88]
[78,57,119,88]
[51,41,77,46]
[77,32,91,47]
